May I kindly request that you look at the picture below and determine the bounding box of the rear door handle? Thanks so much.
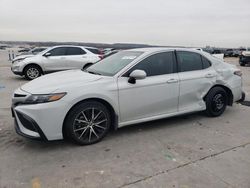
[205,73,215,78]
[167,79,178,83]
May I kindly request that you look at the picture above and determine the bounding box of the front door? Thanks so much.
[118,51,179,123]
[43,47,68,71]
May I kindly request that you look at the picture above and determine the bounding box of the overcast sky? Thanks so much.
[0,0,249,47]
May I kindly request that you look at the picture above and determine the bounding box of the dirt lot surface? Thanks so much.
[0,49,250,188]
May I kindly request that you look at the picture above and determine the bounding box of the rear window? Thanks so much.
[201,56,211,69]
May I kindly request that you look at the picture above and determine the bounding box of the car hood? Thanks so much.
[21,70,103,94]
[13,54,34,61]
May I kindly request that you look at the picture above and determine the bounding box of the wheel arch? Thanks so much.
[23,63,44,75]
[62,98,118,139]
[204,84,233,106]
[82,63,94,70]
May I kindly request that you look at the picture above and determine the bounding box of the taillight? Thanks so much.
[234,70,242,77]
[98,55,104,59]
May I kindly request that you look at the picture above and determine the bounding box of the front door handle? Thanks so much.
[205,73,215,78]
[167,79,178,83]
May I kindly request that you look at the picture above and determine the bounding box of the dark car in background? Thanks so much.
[224,49,234,57]
[239,48,250,66]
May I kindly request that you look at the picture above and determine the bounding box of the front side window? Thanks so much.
[66,47,86,55]
[124,52,175,77]
[48,47,67,56]
[177,51,203,72]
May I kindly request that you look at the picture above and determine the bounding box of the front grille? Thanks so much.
[16,111,37,132]
[14,94,27,98]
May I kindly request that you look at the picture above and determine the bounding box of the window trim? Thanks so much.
[121,51,177,77]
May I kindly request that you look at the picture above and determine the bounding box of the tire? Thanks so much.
[24,65,42,80]
[205,87,228,117]
[64,101,111,145]
[82,63,93,70]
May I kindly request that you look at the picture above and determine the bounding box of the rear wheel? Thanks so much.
[24,65,42,80]
[205,87,228,117]
[64,101,111,145]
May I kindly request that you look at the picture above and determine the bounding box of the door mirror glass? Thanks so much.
[44,52,51,57]
[128,69,146,84]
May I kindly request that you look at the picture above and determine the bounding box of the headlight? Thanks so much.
[24,93,66,104]
[13,58,25,64]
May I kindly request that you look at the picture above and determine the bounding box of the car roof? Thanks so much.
[51,45,98,49]
[126,47,204,54]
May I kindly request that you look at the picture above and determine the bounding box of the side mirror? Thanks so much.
[128,70,146,84]
[44,52,51,57]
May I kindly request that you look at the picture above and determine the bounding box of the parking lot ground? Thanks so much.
[0,51,250,188]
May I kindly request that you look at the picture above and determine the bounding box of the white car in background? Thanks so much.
[193,48,224,60]
[12,48,244,145]
[11,45,102,80]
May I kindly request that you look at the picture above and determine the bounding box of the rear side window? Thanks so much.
[177,51,203,72]
[66,47,86,55]
[201,56,211,69]
[48,47,67,56]
[86,48,100,54]
[125,52,176,77]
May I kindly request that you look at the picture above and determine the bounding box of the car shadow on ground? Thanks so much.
[20,111,206,151]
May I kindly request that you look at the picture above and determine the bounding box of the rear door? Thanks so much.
[64,47,89,69]
[43,47,68,71]
[118,51,179,123]
[176,51,216,112]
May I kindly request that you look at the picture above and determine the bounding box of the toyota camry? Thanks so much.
[12,48,245,145]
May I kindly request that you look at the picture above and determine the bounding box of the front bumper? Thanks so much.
[13,109,48,141]
[11,66,23,76]
[12,88,70,141]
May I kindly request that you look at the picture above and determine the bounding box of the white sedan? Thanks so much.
[12,48,244,145]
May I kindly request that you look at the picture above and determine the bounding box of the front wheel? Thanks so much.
[64,101,111,145]
[24,65,42,80]
[205,87,228,117]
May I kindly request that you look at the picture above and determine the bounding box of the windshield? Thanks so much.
[86,51,143,76]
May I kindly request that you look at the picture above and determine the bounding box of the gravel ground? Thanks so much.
[0,49,250,188]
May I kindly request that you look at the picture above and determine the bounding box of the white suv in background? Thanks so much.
[11,45,102,80]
